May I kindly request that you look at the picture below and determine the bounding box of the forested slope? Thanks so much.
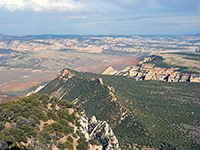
[39,69,200,149]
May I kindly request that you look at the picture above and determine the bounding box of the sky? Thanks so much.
[0,0,200,35]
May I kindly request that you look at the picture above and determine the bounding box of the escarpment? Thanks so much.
[103,62,200,83]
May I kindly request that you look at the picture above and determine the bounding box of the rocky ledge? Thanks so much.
[102,64,200,83]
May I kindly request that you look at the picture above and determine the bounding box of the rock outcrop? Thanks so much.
[91,78,104,85]
[88,116,120,150]
[102,66,118,75]
[59,68,75,79]
[78,111,120,150]
[102,64,200,83]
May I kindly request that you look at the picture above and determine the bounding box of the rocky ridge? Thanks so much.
[37,68,200,149]
[78,112,120,150]
[35,69,121,150]
[102,64,200,83]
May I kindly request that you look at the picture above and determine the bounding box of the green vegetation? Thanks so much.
[76,131,89,150]
[58,141,73,150]
[145,55,170,68]
[39,69,200,149]
[67,136,73,143]
[0,93,82,149]
[89,139,100,146]
[145,53,200,74]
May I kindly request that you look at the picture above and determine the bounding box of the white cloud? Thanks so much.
[0,0,25,11]
[147,16,200,24]
[68,14,87,19]
[0,0,82,12]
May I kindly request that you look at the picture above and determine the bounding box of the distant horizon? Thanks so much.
[1,33,200,37]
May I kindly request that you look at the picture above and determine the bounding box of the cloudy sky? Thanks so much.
[0,0,199,35]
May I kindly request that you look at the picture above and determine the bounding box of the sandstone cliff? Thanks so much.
[102,63,200,83]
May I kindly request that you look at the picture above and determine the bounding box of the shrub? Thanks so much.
[52,122,64,132]
[67,114,75,123]
[39,94,49,103]
[43,124,54,134]
[52,140,57,146]
[31,107,48,121]
[57,109,69,119]
[77,137,88,145]
[58,100,75,108]
[0,114,4,121]
[21,125,34,138]
[76,143,88,150]
[39,94,49,109]
[12,128,27,143]
[64,126,74,134]
[0,122,5,131]
[58,119,68,127]
[65,141,73,150]
[67,136,73,143]
[29,114,40,125]
[26,144,34,150]
[89,139,99,145]
[57,142,65,150]
[51,102,56,109]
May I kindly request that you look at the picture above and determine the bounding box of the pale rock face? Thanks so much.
[61,69,70,76]
[88,116,120,150]
[59,69,75,79]
[91,78,104,85]
[78,113,120,150]
[156,74,167,81]
[129,70,138,77]
[102,63,200,83]
[89,115,98,125]
[102,66,118,75]
[78,112,89,140]
[26,85,45,96]
[170,73,181,82]
[191,74,200,82]
[145,71,155,80]
[179,74,190,82]
[129,66,139,77]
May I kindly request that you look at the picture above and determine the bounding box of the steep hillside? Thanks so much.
[39,69,200,150]
[0,93,120,150]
